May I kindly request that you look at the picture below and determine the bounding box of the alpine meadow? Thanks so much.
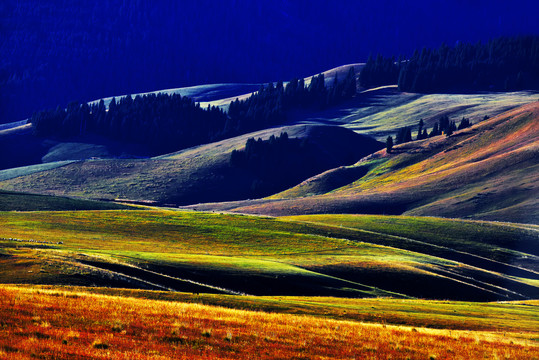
[1,1,538,359]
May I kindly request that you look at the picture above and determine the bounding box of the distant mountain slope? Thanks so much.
[0,124,381,205]
[188,101,539,224]
[201,63,364,110]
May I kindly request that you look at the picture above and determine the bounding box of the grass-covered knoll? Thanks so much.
[0,124,379,205]
[0,190,128,211]
[1,285,537,360]
[0,210,537,300]
[224,101,539,224]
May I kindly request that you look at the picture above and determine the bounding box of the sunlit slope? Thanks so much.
[295,86,538,141]
[234,101,539,223]
[0,124,379,205]
[0,210,537,300]
[2,286,537,360]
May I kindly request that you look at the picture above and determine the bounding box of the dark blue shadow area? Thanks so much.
[1,0,538,123]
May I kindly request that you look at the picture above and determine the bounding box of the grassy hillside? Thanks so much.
[206,101,538,224]
[1,285,537,360]
[0,210,537,300]
[0,125,381,205]
[0,190,129,211]
[27,285,539,333]
[0,161,76,182]
[293,86,538,141]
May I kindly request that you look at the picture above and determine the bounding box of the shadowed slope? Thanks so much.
[0,190,129,211]
[0,125,381,205]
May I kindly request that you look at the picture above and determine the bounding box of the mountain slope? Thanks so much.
[189,101,539,224]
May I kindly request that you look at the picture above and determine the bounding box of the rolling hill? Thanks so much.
[188,101,539,224]
[1,86,537,223]
[291,86,538,141]
[1,72,538,358]
[0,210,537,301]
[0,65,364,170]
[0,124,381,205]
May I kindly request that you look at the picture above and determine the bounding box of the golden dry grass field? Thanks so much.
[1,285,538,360]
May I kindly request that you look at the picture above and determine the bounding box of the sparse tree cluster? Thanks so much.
[458,117,471,130]
[390,115,474,149]
[395,126,412,144]
[385,136,393,153]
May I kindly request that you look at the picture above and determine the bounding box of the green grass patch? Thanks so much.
[0,210,537,300]
[282,214,539,262]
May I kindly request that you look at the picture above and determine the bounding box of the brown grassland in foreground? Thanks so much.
[1,285,538,360]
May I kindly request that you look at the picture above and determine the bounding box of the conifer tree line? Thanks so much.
[228,132,328,198]
[387,115,474,152]
[227,68,356,133]
[360,36,539,92]
[30,94,228,155]
[30,69,357,155]
[230,132,313,197]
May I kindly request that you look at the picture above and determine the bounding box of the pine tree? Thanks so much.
[405,127,412,142]
[417,119,424,140]
[386,136,393,153]
[429,122,440,137]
